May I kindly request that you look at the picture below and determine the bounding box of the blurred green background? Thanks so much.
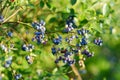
[0,0,120,80]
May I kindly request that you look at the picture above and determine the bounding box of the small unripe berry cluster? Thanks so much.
[4,56,13,68]
[25,55,34,64]
[0,15,4,22]
[22,44,34,51]
[14,74,22,80]
[32,20,47,44]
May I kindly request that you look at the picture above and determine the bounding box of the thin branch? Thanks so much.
[2,8,22,23]
[71,64,82,80]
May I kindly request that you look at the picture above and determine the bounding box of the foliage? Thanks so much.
[0,0,120,80]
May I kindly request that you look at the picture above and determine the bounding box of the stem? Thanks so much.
[2,8,22,23]
[71,64,82,80]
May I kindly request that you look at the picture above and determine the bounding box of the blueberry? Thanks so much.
[63,59,67,63]
[35,32,42,35]
[68,60,75,66]
[28,44,34,50]
[15,74,22,80]
[53,38,60,45]
[7,32,13,37]
[73,49,78,53]
[55,59,59,64]
[6,60,12,64]
[51,47,57,55]
[22,44,27,51]
[94,38,103,46]
[77,30,82,35]
[80,37,87,45]
[0,15,4,22]
[58,56,63,60]
[25,55,30,60]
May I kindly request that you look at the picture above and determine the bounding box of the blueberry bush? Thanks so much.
[0,0,120,80]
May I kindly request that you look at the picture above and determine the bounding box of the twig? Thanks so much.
[71,64,82,80]
[2,8,22,23]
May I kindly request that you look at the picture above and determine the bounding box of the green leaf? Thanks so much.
[46,2,51,8]
[70,0,77,5]
[40,1,44,8]
[70,8,75,14]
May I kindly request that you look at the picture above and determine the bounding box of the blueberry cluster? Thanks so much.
[32,20,47,44]
[4,56,13,68]
[77,28,89,35]
[32,20,46,31]
[55,56,75,66]
[82,50,94,57]
[25,55,34,64]
[22,44,34,51]
[14,74,22,80]
[53,35,62,45]
[0,15,4,22]
[63,16,77,33]
[94,38,103,46]
[51,47,77,66]
[32,31,47,44]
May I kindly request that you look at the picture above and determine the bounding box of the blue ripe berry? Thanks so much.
[28,44,34,50]
[0,15,4,22]
[25,55,30,60]
[77,28,89,35]
[35,32,42,35]
[73,49,78,54]
[14,74,22,80]
[6,60,12,64]
[94,38,103,46]
[87,53,93,57]
[55,59,59,64]
[51,47,57,55]
[82,50,93,57]
[82,50,89,55]
[53,38,61,45]
[7,32,13,37]
[58,56,63,60]
[63,58,67,63]
[68,60,75,66]
[77,30,82,35]
[22,44,28,51]
[80,37,87,45]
